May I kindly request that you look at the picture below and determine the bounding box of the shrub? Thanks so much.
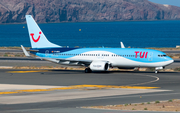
[144,108,148,110]
[174,67,180,71]
[155,101,160,103]
[124,104,128,106]
[4,54,8,57]
[15,54,20,57]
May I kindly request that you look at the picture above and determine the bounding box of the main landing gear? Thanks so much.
[85,68,92,73]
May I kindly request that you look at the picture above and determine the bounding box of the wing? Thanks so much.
[37,57,92,66]
[21,45,92,66]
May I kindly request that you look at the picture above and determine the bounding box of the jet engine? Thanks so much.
[90,61,109,71]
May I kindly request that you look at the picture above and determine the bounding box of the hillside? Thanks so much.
[0,0,180,23]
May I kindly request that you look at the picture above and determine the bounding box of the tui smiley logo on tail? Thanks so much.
[30,31,41,43]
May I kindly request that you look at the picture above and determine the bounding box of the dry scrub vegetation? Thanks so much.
[83,99,180,112]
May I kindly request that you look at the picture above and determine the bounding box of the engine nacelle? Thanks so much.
[90,61,109,71]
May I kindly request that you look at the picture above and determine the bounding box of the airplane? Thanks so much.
[21,15,174,74]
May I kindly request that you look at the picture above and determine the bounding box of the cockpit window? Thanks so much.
[158,55,167,57]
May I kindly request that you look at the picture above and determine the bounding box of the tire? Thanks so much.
[85,68,92,73]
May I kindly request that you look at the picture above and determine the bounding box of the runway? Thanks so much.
[0,69,180,113]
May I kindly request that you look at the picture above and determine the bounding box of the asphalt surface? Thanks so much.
[0,57,41,61]
[0,49,23,53]
[0,69,179,113]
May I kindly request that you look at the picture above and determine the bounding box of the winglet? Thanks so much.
[21,45,31,57]
[120,42,125,48]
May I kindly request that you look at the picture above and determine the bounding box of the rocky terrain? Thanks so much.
[0,0,180,23]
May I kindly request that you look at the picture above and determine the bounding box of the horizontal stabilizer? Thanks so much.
[21,45,31,57]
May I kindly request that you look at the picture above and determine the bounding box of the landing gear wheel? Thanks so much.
[85,68,92,73]
[155,70,159,74]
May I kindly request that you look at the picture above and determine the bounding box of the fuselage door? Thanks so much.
[45,50,49,57]
[148,52,153,61]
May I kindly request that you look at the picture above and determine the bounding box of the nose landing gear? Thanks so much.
[155,67,164,74]
[155,70,159,74]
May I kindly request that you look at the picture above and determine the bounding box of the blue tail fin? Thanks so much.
[26,15,61,48]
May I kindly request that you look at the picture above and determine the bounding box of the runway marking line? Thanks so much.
[7,70,49,73]
[0,85,160,95]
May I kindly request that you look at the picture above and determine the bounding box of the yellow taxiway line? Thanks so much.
[0,85,160,95]
[7,70,49,73]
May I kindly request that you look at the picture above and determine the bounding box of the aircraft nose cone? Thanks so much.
[167,59,174,65]
[170,59,174,64]
[164,56,174,66]
[164,59,174,67]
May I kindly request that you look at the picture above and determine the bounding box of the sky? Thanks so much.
[149,0,180,7]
